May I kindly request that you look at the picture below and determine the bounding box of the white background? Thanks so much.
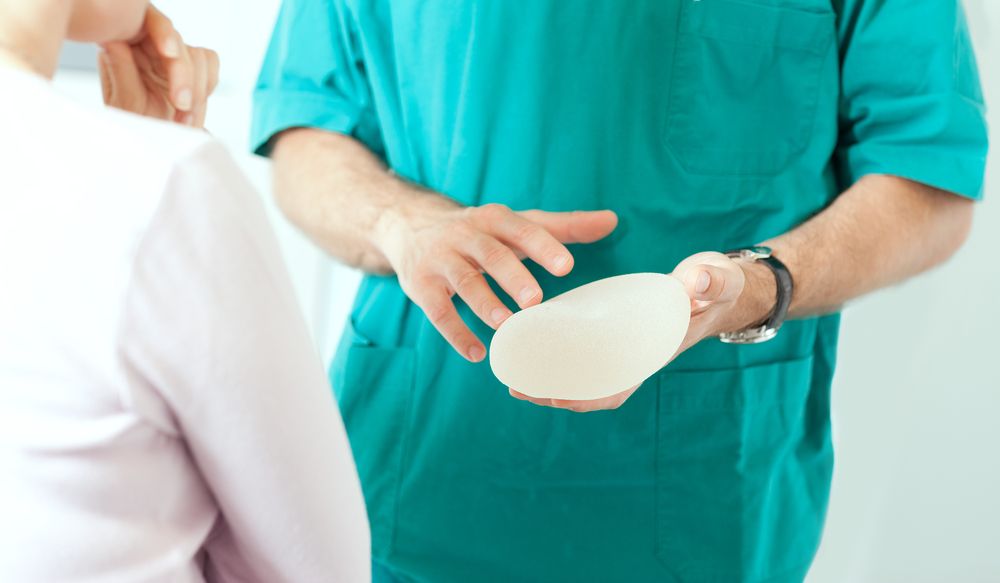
[56,1,999,580]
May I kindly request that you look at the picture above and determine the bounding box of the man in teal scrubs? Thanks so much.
[252,1,988,581]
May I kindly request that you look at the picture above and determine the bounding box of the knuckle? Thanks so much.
[480,242,512,269]
[512,222,541,244]
[424,301,452,324]
[414,272,442,292]
[448,222,475,243]
[473,203,510,224]
[154,10,174,26]
[478,299,498,318]
[453,269,482,294]
[421,245,450,267]
[396,274,422,298]
[402,272,433,298]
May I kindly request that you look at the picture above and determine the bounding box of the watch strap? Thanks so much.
[718,247,793,344]
[759,254,793,332]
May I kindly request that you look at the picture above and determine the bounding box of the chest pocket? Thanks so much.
[664,0,835,176]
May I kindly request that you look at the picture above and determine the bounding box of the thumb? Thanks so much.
[672,251,745,307]
[681,264,732,303]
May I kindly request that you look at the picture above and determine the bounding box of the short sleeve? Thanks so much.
[834,0,989,200]
[251,0,382,157]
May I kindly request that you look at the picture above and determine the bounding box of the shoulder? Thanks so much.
[52,94,241,202]
[82,103,257,222]
[95,102,217,164]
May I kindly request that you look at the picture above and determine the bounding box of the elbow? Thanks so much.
[269,136,300,209]
[930,196,975,266]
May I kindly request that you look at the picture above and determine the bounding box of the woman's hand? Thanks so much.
[98,5,219,128]
[376,197,618,363]
[509,251,777,412]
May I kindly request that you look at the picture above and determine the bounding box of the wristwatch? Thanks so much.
[718,246,793,344]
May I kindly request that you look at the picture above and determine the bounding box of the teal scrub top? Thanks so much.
[252,1,988,582]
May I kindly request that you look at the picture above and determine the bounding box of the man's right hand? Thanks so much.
[374,195,618,362]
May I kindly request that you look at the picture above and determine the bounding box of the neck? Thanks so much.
[0,0,72,78]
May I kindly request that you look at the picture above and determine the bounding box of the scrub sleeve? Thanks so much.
[835,0,988,200]
[251,0,380,156]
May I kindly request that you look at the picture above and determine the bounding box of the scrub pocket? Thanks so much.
[330,320,416,562]
[655,357,828,582]
[664,0,835,176]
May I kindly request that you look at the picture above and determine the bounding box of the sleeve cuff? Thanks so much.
[840,144,988,201]
[250,89,363,157]
[837,93,989,201]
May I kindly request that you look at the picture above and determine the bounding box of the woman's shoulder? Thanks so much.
[94,103,221,172]
[80,101,258,223]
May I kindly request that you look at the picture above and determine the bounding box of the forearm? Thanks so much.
[270,127,454,274]
[764,174,974,319]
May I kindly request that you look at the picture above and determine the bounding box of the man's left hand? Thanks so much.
[508,251,776,412]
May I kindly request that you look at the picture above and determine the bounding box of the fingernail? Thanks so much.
[553,254,570,271]
[175,89,192,111]
[491,307,512,326]
[163,37,180,58]
[695,271,711,294]
[519,287,538,305]
[468,345,486,362]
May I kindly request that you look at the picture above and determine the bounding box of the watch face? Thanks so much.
[746,246,773,260]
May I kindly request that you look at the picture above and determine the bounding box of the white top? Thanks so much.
[0,67,370,583]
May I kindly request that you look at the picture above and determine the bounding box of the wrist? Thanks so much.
[370,195,406,258]
[370,184,460,262]
[727,261,778,332]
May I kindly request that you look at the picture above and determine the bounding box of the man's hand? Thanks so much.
[375,197,618,363]
[98,5,219,128]
[509,251,777,412]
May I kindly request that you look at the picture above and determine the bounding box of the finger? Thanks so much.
[508,389,556,407]
[186,48,209,127]
[98,50,113,104]
[409,283,485,362]
[143,5,181,59]
[465,234,542,310]
[204,48,220,96]
[441,255,512,329]
[99,43,144,108]
[130,43,163,88]
[672,251,729,274]
[683,264,732,303]
[518,209,618,245]
[472,205,574,277]
[169,42,195,115]
[550,385,638,412]
[673,252,745,305]
[137,30,189,118]
[547,398,613,413]
[196,48,219,129]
